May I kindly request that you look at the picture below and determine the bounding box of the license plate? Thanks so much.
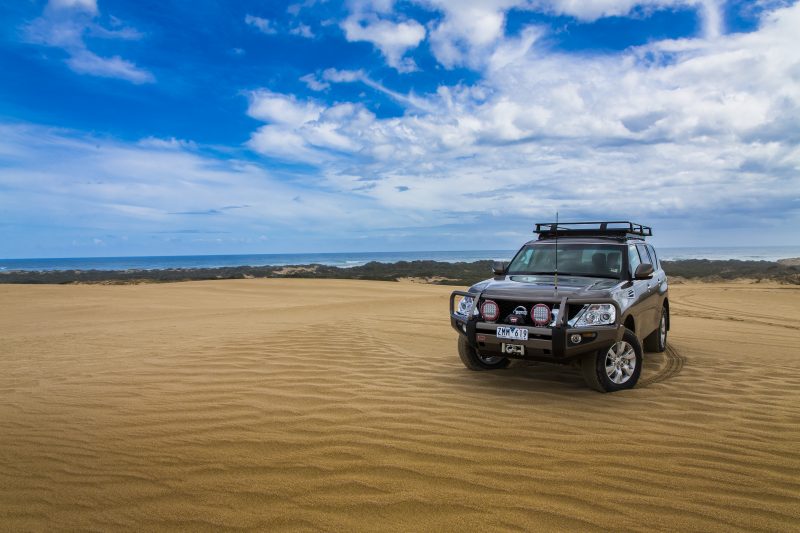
[496,326,528,341]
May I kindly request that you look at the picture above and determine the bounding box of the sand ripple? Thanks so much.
[1,280,798,531]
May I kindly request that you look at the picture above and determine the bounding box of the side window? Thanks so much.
[628,244,641,276]
[647,245,660,270]
[636,244,652,266]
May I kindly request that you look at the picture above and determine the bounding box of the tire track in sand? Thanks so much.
[640,344,685,387]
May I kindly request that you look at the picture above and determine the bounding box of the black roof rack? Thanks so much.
[534,221,652,240]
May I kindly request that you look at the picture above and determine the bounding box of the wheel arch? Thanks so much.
[623,314,636,335]
[663,297,670,331]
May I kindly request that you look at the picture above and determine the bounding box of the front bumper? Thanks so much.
[449,291,624,363]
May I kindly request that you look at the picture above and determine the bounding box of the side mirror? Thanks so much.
[634,263,654,280]
[492,261,508,276]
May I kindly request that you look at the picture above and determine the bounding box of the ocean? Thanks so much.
[1,246,799,272]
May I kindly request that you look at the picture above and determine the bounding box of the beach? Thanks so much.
[1,279,798,530]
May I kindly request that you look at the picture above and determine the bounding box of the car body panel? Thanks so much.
[450,233,669,364]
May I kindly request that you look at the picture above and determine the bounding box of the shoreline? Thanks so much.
[1,257,799,285]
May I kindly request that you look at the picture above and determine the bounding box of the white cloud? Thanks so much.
[425,0,519,68]
[0,123,406,256]
[248,125,323,162]
[300,73,330,91]
[341,12,426,72]
[486,25,542,72]
[246,90,322,125]
[322,68,365,83]
[245,14,277,34]
[290,23,315,38]
[698,0,724,38]
[66,49,154,84]
[567,0,724,38]
[138,137,198,150]
[344,0,731,70]
[245,90,373,161]
[321,68,435,111]
[531,0,681,20]
[48,0,97,13]
[246,3,800,233]
[24,0,153,83]
[247,15,315,39]
[533,0,725,38]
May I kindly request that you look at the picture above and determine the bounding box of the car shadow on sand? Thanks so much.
[433,344,686,396]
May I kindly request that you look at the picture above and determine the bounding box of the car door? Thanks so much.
[647,243,668,309]
[626,244,650,338]
[635,243,660,337]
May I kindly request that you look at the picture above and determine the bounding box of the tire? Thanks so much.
[458,335,510,371]
[581,328,642,392]
[644,306,668,353]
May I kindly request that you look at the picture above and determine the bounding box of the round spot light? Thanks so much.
[481,300,500,322]
[531,303,550,326]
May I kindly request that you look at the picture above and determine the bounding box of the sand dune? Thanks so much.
[1,279,799,531]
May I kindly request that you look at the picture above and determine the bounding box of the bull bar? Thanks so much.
[449,291,623,362]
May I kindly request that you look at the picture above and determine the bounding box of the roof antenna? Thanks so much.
[554,211,559,292]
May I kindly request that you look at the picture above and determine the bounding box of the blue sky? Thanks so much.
[1,0,798,258]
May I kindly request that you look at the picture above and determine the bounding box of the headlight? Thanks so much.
[570,304,616,327]
[456,295,475,317]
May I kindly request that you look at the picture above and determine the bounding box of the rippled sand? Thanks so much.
[1,279,798,531]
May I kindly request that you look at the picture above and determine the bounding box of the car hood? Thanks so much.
[470,274,622,299]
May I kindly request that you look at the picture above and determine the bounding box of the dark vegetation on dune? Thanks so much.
[2,258,799,285]
[662,259,800,284]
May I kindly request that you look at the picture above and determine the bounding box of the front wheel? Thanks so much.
[458,335,510,371]
[581,328,642,392]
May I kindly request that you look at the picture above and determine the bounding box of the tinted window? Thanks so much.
[647,245,660,269]
[508,243,624,279]
[636,244,652,266]
[628,244,642,275]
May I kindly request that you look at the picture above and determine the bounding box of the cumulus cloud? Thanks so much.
[423,0,521,68]
[245,90,370,161]
[344,0,731,70]
[246,90,323,125]
[248,3,800,232]
[341,2,426,72]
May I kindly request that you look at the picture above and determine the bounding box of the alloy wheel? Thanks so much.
[605,341,636,384]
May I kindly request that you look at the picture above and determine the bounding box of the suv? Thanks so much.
[449,221,669,392]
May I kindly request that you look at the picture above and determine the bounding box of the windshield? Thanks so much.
[507,243,624,279]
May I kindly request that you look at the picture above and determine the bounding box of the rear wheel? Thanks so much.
[644,306,668,353]
[581,328,642,392]
[458,335,510,371]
